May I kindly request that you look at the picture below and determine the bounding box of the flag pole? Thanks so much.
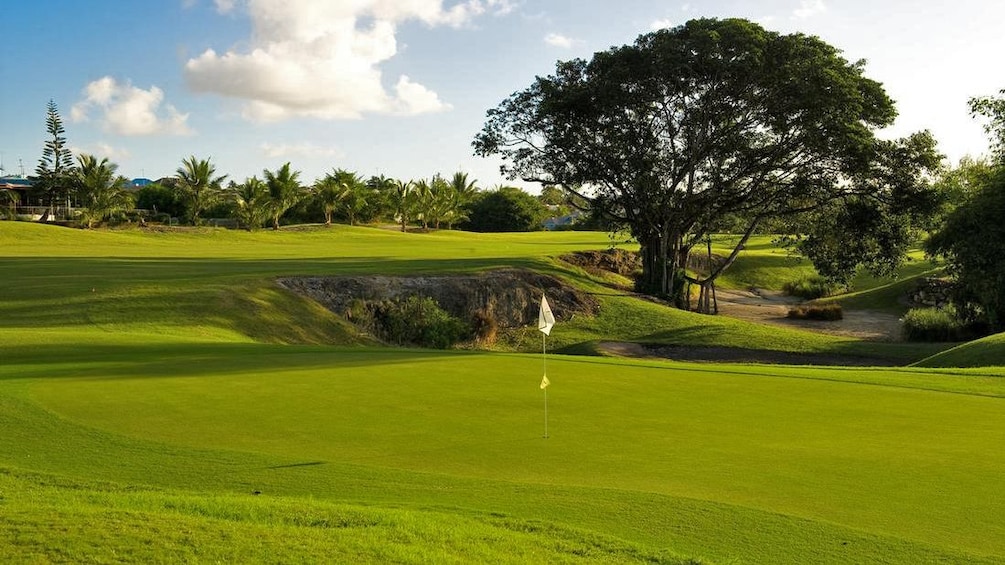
[543,332,548,439]
[538,293,554,440]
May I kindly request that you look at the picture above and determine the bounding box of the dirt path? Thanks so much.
[712,288,902,341]
[598,288,904,366]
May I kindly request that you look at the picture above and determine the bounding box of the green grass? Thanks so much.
[1,222,1001,563]
[914,331,1005,367]
[1,468,690,564]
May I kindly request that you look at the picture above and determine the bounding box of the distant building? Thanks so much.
[0,176,34,197]
[131,178,154,188]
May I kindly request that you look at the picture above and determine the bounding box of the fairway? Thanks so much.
[2,223,1003,564]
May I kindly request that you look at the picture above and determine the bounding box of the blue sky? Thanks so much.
[2,0,1003,189]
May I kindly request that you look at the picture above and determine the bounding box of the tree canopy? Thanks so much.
[475,17,939,308]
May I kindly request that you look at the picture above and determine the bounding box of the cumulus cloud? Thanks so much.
[260,141,344,159]
[70,142,132,162]
[650,19,674,31]
[544,33,580,49]
[71,77,193,136]
[184,0,510,122]
[792,0,826,19]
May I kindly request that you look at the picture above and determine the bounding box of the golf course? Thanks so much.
[2,220,1004,564]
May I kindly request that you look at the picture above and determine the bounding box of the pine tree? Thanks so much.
[33,100,75,219]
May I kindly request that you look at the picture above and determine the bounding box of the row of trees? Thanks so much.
[13,102,562,233]
[136,161,555,232]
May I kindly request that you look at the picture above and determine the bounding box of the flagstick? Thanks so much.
[543,332,549,439]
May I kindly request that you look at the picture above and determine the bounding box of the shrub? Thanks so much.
[351,296,470,349]
[787,303,843,321]
[902,307,967,342]
[471,310,498,346]
[783,275,839,300]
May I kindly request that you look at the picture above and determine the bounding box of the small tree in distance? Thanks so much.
[175,156,227,225]
[263,162,303,230]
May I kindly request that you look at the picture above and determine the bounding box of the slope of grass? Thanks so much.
[913,331,1005,367]
[1,468,691,565]
[1,222,946,362]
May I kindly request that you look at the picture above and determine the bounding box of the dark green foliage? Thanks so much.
[783,276,839,300]
[787,303,843,321]
[789,132,943,285]
[135,183,184,218]
[32,100,76,215]
[353,296,470,349]
[462,186,546,232]
[901,308,970,342]
[927,167,1005,331]
[475,17,937,308]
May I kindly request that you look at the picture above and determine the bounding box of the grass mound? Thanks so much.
[1,468,690,565]
[913,331,1005,367]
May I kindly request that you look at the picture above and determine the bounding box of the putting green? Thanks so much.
[17,345,1005,561]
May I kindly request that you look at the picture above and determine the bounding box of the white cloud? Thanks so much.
[260,141,344,159]
[72,77,193,136]
[214,0,236,13]
[184,0,509,122]
[792,0,826,19]
[70,143,132,162]
[544,33,580,49]
[650,19,674,31]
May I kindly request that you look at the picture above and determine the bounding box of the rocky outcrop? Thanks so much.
[909,277,954,308]
[277,269,599,329]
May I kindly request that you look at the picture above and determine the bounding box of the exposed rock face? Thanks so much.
[909,277,954,308]
[277,270,599,328]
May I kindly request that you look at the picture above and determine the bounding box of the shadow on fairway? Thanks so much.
[0,341,466,382]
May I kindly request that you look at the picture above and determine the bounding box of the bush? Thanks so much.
[462,187,548,232]
[787,303,843,321]
[350,296,470,349]
[783,275,839,300]
[902,307,968,342]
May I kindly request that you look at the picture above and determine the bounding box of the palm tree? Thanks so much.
[313,172,345,226]
[412,178,433,229]
[333,169,370,226]
[263,162,304,230]
[449,172,479,205]
[75,154,133,228]
[385,179,415,232]
[175,156,227,225]
[230,176,269,230]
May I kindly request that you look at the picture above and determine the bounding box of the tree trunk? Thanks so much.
[637,231,687,306]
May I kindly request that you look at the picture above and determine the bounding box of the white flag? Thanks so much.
[538,295,555,335]
[540,375,550,389]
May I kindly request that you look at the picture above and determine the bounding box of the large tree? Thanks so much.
[927,166,1005,331]
[475,18,939,308]
[175,156,227,225]
[33,100,76,220]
